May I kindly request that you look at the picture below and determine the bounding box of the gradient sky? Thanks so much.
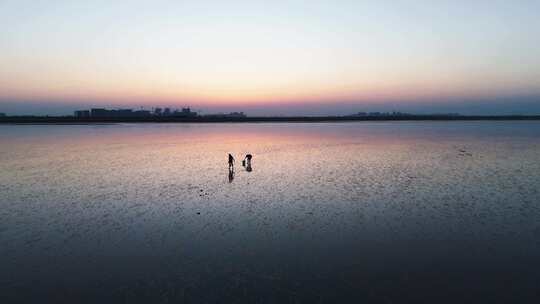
[1,0,540,115]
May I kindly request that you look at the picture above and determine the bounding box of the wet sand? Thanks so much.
[1,122,540,302]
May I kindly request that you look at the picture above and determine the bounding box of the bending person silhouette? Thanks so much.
[244,154,253,172]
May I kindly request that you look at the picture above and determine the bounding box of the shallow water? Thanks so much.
[1,122,540,302]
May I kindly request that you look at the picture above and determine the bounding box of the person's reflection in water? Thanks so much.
[228,167,235,183]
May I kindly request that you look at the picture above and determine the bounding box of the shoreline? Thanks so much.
[1,115,540,124]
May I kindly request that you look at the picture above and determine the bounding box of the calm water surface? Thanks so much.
[1,122,540,303]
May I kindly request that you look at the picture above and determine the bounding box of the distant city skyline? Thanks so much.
[1,1,540,115]
[1,93,539,116]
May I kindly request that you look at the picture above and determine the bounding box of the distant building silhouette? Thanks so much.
[116,109,134,117]
[74,110,90,118]
[228,112,246,118]
[204,112,246,118]
[0,112,6,117]
[133,110,151,117]
[173,107,197,117]
[81,108,153,118]
[90,108,108,117]
[348,111,413,117]
[71,106,251,120]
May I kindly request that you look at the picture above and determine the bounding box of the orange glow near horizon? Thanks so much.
[2,57,537,108]
[1,76,536,109]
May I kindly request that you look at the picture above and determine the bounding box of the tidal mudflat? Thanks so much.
[1,122,540,302]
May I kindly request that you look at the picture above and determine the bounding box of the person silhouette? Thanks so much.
[244,154,252,165]
[244,154,253,172]
[228,153,235,169]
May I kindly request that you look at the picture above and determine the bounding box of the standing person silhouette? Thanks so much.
[228,153,235,170]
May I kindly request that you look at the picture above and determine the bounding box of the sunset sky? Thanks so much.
[1,0,540,115]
